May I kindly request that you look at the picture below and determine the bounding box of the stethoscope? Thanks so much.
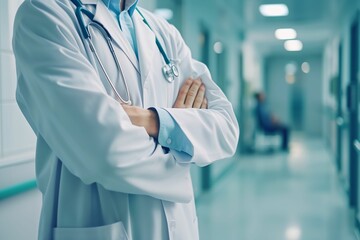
[70,0,179,105]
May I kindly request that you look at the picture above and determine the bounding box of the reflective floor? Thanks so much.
[196,136,356,240]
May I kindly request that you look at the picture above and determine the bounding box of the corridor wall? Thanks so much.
[0,0,40,239]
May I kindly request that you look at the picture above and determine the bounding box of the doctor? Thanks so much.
[13,0,239,239]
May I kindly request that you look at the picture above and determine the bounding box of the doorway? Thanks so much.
[348,11,359,211]
[336,43,344,173]
[350,11,360,226]
[199,27,212,191]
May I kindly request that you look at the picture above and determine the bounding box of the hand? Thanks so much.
[121,104,159,138]
[121,78,208,139]
[173,78,208,109]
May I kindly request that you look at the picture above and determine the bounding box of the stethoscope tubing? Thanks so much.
[71,0,179,103]
[135,9,171,65]
[86,33,131,105]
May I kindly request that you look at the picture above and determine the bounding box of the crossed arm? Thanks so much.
[122,78,207,138]
[13,1,238,202]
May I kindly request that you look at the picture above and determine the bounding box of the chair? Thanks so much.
[252,108,280,152]
[253,129,280,152]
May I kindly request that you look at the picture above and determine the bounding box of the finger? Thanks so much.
[201,98,208,109]
[173,79,193,108]
[184,79,202,108]
[193,84,206,108]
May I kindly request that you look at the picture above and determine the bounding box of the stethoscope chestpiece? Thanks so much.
[162,62,179,83]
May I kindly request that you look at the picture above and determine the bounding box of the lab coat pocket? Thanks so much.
[53,221,129,240]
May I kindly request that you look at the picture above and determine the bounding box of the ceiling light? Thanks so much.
[285,62,297,74]
[285,225,302,240]
[284,40,303,51]
[213,41,223,54]
[154,8,173,20]
[301,62,310,73]
[259,4,289,17]
[275,28,297,40]
[286,74,296,84]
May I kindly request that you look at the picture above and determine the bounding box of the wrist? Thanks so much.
[147,109,159,139]
[122,105,159,138]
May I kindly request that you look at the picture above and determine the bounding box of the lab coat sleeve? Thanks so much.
[163,25,240,166]
[12,1,193,203]
[152,107,194,156]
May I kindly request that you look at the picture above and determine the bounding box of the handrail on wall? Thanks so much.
[0,152,37,200]
[0,179,37,200]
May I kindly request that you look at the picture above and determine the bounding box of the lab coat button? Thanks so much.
[166,138,172,145]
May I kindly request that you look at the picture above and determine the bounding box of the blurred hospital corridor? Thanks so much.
[197,136,355,240]
[1,0,360,239]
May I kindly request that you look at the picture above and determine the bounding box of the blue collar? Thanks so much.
[102,0,138,16]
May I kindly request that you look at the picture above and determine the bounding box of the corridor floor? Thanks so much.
[196,137,356,240]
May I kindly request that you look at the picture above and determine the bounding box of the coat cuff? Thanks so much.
[149,107,193,157]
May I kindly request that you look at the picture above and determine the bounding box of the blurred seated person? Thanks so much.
[254,91,290,151]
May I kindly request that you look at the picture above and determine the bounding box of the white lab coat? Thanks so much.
[12,0,239,239]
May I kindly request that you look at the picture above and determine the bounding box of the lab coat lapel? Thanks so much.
[92,0,140,73]
[133,11,157,82]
